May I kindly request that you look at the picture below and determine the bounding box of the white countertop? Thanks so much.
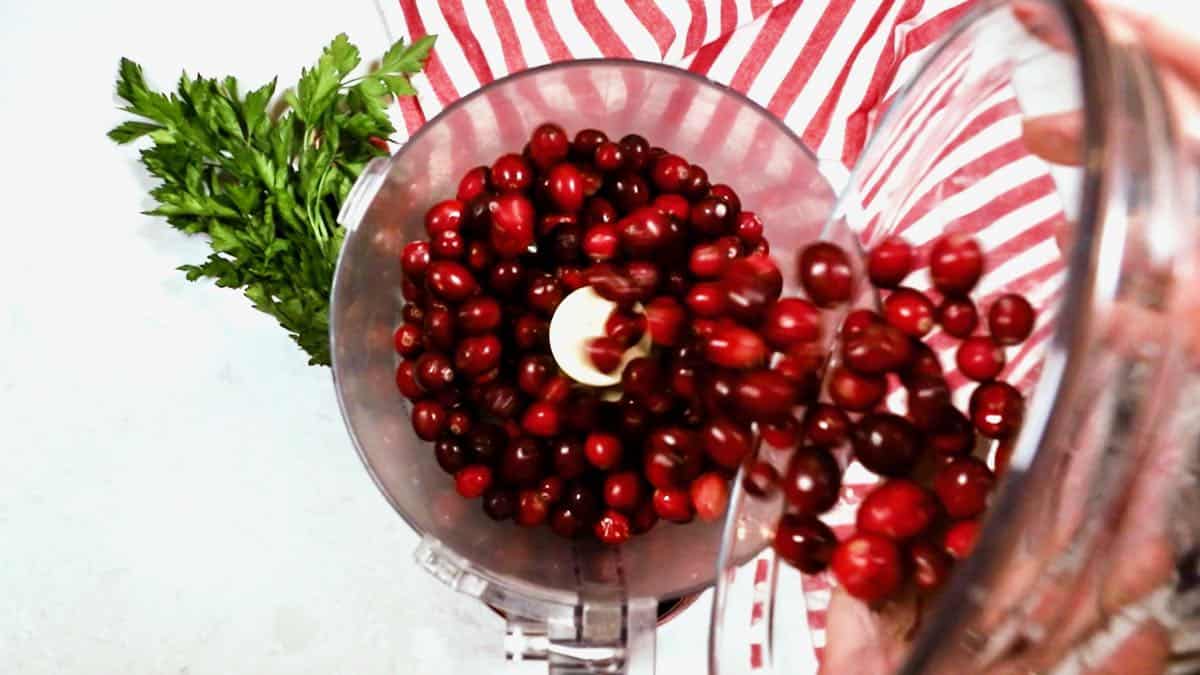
[0,1,714,672]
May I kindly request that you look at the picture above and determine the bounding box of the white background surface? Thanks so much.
[0,1,715,673]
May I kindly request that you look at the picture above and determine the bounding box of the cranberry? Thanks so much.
[842,322,913,375]
[423,306,456,351]
[456,166,490,203]
[481,383,521,419]
[934,456,995,519]
[763,298,821,349]
[490,153,532,193]
[930,233,984,295]
[402,278,425,304]
[743,462,780,498]
[617,134,650,171]
[691,472,730,521]
[631,500,659,534]
[705,323,768,369]
[535,476,564,505]
[587,264,642,304]
[884,287,935,337]
[401,303,425,325]
[988,294,1035,345]
[401,240,431,279]
[773,514,837,573]
[903,339,944,382]
[910,541,953,592]
[783,447,842,515]
[803,404,852,447]
[585,336,624,374]
[620,357,660,400]
[608,171,650,212]
[583,197,618,226]
[828,366,886,412]
[689,242,730,278]
[393,323,423,357]
[563,391,602,432]
[761,415,801,449]
[969,381,1023,438]
[562,485,601,524]
[515,490,550,526]
[773,342,824,390]
[582,223,620,261]
[572,128,608,160]
[593,141,625,172]
[425,199,465,236]
[928,407,974,456]
[456,297,502,335]
[521,401,561,437]
[466,423,506,464]
[454,334,502,376]
[416,352,455,391]
[684,165,710,200]
[857,479,938,540]
[619,206,672,257]
[433,437,468,474]
[463,192,495,236]
[516,355,553,395]
[539,376,571,404]
[526,274,565,316]
[426,261,478,302]
[513,314,549,350]
[653,193,690,222]
[595,510,631,545]
[686,282,727,317]
[544,163,584,213]
[447,410,472,436]
[653,487,695,522]
[735,211,764,246]
[955,335,1005,381]
[667,362,698,401]
[432,229,466,260]
[688,197,732,235]
[482,488,517,520]
[842,309,879,337]
[585,432,623,470]
[529,122,569,169]
[559,265,587,290]
[579,167,603,197]
[650,154,691,192]
[937,296,979,338]
[455,465,493,498]
[799,242,854,306]
[943,519,981,559]
[604,471,643,512]
[702,418,752,469]
[722,255,783,322]
[733,370,797,421]
[500,437,543,485]
[851,413,921,477]
[905,375,951,431]
[488,260,525,296]
[395,361,424,399]
[867,236,914,288]
[551,438,587,479]
[489,193,536,257]
[831,533,903,603]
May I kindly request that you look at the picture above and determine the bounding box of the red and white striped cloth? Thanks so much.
[377,0,1065,670]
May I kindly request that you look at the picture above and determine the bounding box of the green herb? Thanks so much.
[110,34,435,366]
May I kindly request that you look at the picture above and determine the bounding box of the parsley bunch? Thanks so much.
[110,34,435,365]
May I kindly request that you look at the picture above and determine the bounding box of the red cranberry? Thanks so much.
[516,355,553,395]
[643,298,683,347]
[631,500,659,534]
[583,197,618,226]
[456,166,490,203]
[903,375,950,431]
[626,261,661,298]
[563,391,602,432]
[393,323,423,357]
[434,437,469,474]
[513,314,549,350]
[705,323,768,369]
[572,128,607,160]
[743,462,780,498]
[548,505,585,538]
[831,533,903,603]
[773,342,824,391]
[856,479,938,540]
[489,193,535,258]
[412,400,447,441]
[587,264,642,304]
[689,242,730,278]
[602,311,644,350]
[735,211,764,246]
[593,141,625,172]
[491,153,532,193]
[702,418,752,469]
[579,167,603,197]
[934,456,995,519]
[536,476,564,505]
[395,361,425,399]
[447,411,472,437]
[653,487,695,522]
[617,134,650,171]
[583,223,620,261]
[608,171,650,212]
[650,154,691,192]
[488,260,525,296]
[604,471,643,512]
[515,490,550,526]
[585,432,623,470]
[988,294,1035,345]
[686,282,726,318]
[586,337,624,374]
[551,438,587,479]
[700,370,738,416]
[454,334,502,376]
[463,192,495,235]
[457,297,502,335]
[401,240,431,279]
[402,278,424,305]
[910,541,953,592]
[734,370,797,421]
[689,197,732,235]
[884,287,936,337]
[594,510,631,545]
[455,465,493,499]
[618,396,651,435]
[546,163,585,213]
[402,302,425,325]
[423,306,456,351]
[653,193,690,221]
[682,164,709,200]
[784,446,842,516]
[763,298,821,349]
[416,352,456,391]
[842,309,879,337]
[529,122,570,169]
[619,206,672,257]
[466,423,506,464]
[482,383,521,419]
[559,265,587,290]
[937,296,979,338]
[425,199,464,236]
[842,322,913,375]
[722,255,783,321]
[526,274,564,316]
[851,413,921,477]
[690,472,730,521]
[799,242,854,306]
[426,261,478,302]
[943,519,981,559]
[774,514,837,573]
[620,357,660,400]
[521,401,561,437]
[761,415,800,449]
[828,366,886,412]
[956,335,1006,381]
[482,488,517,520]
[539,376,571,404]
[500,437,544,486]
[930,233,984,295]
[803,404,851,447]
[929,407,974,456]
[867,236,914,288]
[431,229,466,259]
[903,339,944,381]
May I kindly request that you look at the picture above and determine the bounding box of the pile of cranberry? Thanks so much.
[392,122,1035,603]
